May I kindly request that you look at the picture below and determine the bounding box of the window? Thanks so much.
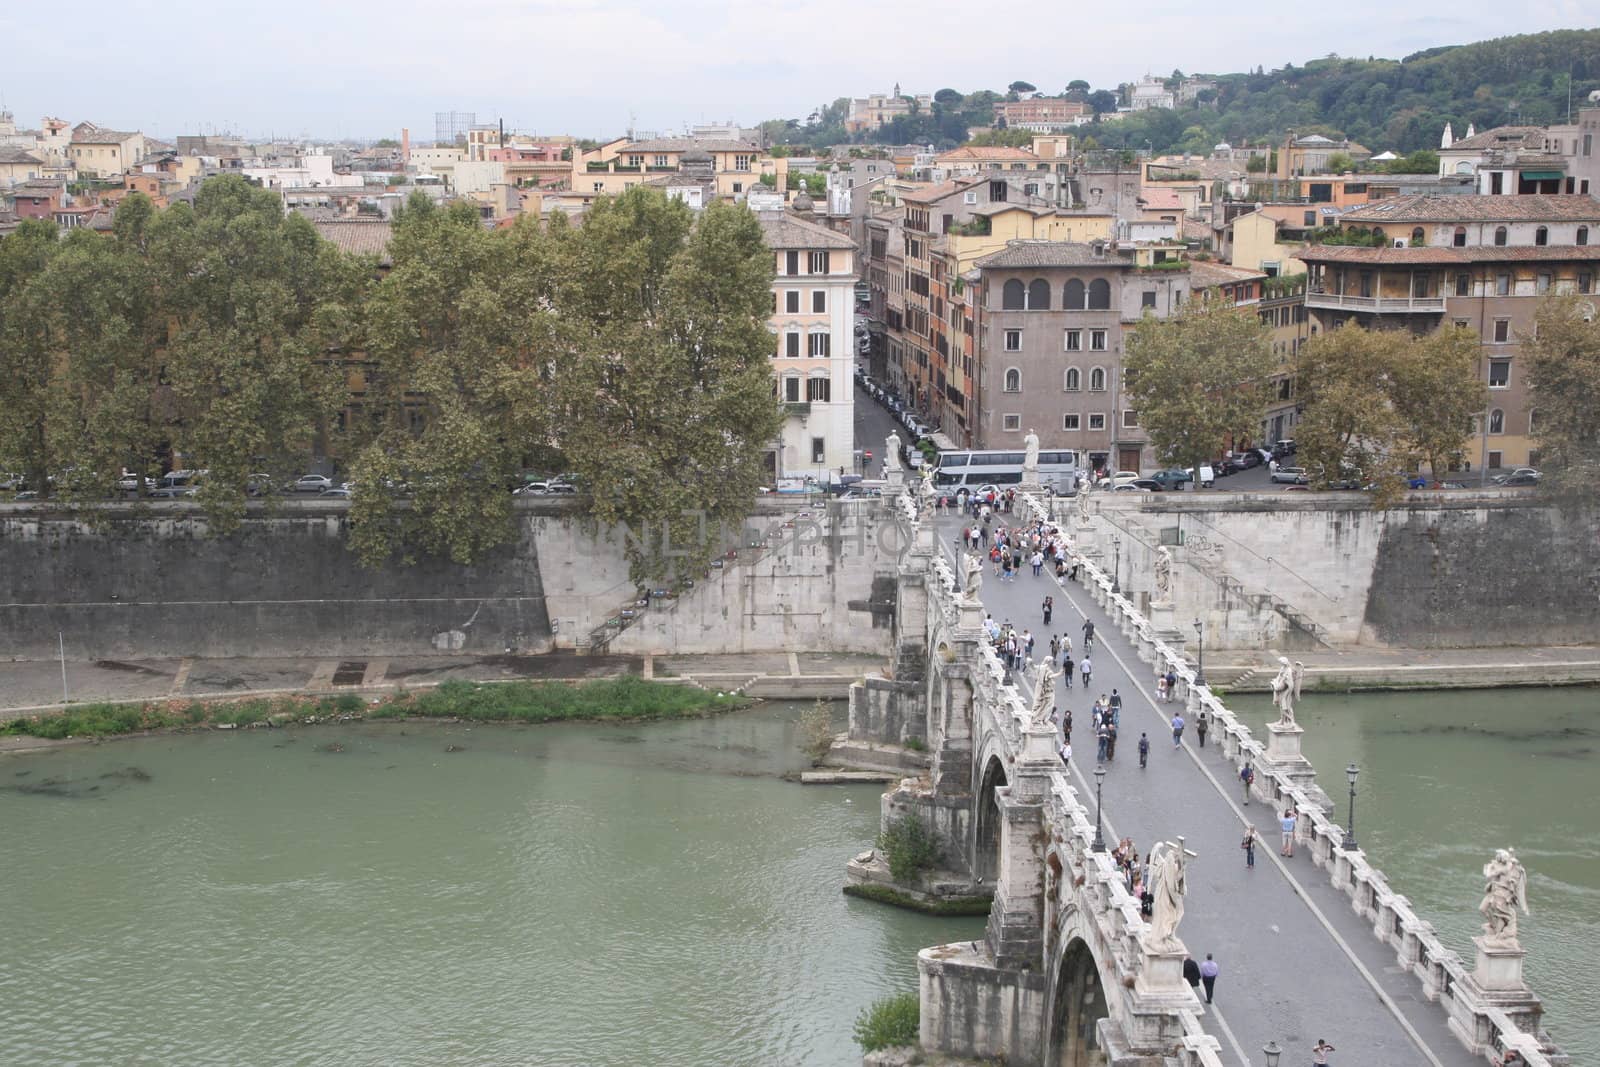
[1412,227,1425,246]
[1087,413,1106,430]
[1579,272,1593,295]
[732,182,743,194]
[1065,330,1082,351]
[627,154,644,167]
[811,436,826,463]
[808,333,830,357]
[1578,226,1589,247]
[1122,410,1139,428]
[1004,330,1022,352]
[1537,272,1552,295]
[1303,211,1316,227]
[807,377,831,402]
[786,251,800,276]
[1455,273,1471,297]
[654,154,668,167]
[1002,279,1026,309]
[785,291,800,313]
[1089,367,1106,392]
[784,376,801,402]
[1063,413,1081,430]
[1488,409,1504,434]
[1064,279,1086,310]
[812,290,826,313]
[1002,414,1021,431]
[1495,273,1511,296]
[1453,226,1467,247]
[1027,279,1051,310]
[1528,409,1539,435]
[808,251,830,274]
[1087,278,1112,310]
[1493,226,1507,247]
[1489,359,1510,387]
[786,332,800,358]
[1141,291,1157,309]
[1535,226,1548,247]
[734,154,752,172]
[963,191,977,204]
[1090,330,1107,351]
[1492,320,1510,344]
[1064,368,1081,391]
[1003,368,1021,392]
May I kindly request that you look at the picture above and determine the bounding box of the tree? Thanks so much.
[967,128,1034,148]
[1124,299,1275,480]
[934,88,963,106]
[0,220,77,494]
[1389,326,1485,480]
[1323,151,1355,174]
[1294,326,1408,493]
[1008,81,1037,94]
[1246,154,1268,173]
[1087,90,1119,115]
[1383,149,1439,174]
[1067,79,1091,92]
[1523,294,1600,495]
[373,138,400,148]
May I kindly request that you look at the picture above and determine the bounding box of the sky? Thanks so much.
[1,1,1594,142]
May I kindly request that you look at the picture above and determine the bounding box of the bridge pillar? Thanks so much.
[1447,939,1547,1058]
[984,725,1058,969]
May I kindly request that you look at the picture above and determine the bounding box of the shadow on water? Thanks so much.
[0,765,152,799]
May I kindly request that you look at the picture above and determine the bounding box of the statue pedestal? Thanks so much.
[1019,477,1043,497]
[957,598,986,637]
[1148,600,1175,630]
[1261,721,1317,797]
[1447,936,1545,1056]
[1473,936,1528,991]
[1134,942,1189,996]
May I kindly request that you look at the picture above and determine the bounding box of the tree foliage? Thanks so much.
[1124,299,1276,475]
[1523,295,1600,497]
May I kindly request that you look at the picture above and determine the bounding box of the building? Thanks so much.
[0,145,46,189]
[993,98,1089,132]
[1275,133,1371,179]
[757,206,858,481]
[67,123,148,178]
[571,139,776,201]
[10,180,65,220]
[846,92,933,133]
[1437,123,1592,196]
[970,239,1191,471]
[1129,77,1175,111]
[434,111,476,146]
[1298,194,1600,472]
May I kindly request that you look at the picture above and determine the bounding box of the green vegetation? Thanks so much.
[1,678,742,740]
[1522,295,1600,498]
[853,991,921,1053]
[878,814,939,883]
[843,882,992,915]
[1306,225,1388,247]
[797,698,836,763]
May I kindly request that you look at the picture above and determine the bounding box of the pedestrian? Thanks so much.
[1049,634,1060,660]
[1024,629,1035,658]
[1312,1039,1336,1065]
[1059,739,1071,767]
[1080,655,1093,688]
[1062,708,1073,737]
[1109,688,1122,720]
[1082,619,1095,651]
[1280,807,1298,857]
[1241,824,1259,869]
[1182,956,1201,993]
[1030,550,1044,577]
[1196,711,1208,749]
[1164,669,1177,703]
[1106,722,1118,761]
[1096,721,1109,763]
[1156,674,1169,702]
[1240,761,1255,805]
[1171,711,1185,748]
[1138,731,1150,768]
[1199,954,1219,1003]
[1062,652,1075,688]
[1042,596,1053,625]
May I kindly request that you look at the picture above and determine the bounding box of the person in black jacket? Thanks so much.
[1182,956,1201,993]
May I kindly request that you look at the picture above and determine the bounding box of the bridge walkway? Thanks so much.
[936,516,1479,1067]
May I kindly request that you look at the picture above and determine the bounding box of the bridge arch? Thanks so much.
[974,753,1008,883]
[1045,928,1111,1067]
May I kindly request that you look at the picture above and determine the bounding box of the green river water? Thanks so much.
[1,690,1595,1065]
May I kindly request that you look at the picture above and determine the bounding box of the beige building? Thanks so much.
[572,138,777,201]
[68,123,148,178]
[0,146,46,189]
[1226,210,1310,277]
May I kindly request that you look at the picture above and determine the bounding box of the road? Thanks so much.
[935,512,1478,1067]
[852,373,905,479]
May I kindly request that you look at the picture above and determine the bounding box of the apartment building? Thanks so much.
[67,123,148,178]
[1438,121,1595,196]
[1275,133,1371,179]
[1298,194,1600,471]
[758,209,858,481]
[846,92,933,133]
[572,139,776,201]
[993,98,1089,132]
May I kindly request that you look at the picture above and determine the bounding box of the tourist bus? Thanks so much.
[932,449,1080,494]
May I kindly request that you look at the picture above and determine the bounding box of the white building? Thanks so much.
[1129,76,1175,111]
[242,150,362,190]
[757,203,858,482]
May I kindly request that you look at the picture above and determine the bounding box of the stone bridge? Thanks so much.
[845,487,1566,1067]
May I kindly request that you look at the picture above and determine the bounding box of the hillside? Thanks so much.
[763,28,1600,155]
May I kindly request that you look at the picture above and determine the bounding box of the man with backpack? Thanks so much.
[1138,732,1150,768]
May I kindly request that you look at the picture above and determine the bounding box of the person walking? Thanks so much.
[1030,549,1044,577]
[1240,761,1255,806]
[1105,721,1118,761]
[1198,954,1219,1003]
[1241,824,1259,869]
[1062,652,1075,689]
[1196,711,1209,749]
[1182,957,1201,994]
[1059,739,1072,767]
[1280,807,1298,858]
[1080,655,1093,688]
[1042,596,1053,625]
[1138,732,1150,768]
[1312,1038,1336,1065]
[1170,711,1185,748]
[1164,669,1177,703]
[1049,634,1059,660]
[1081,618,1095,651]
[1095,721,1109,764]
[1108,688,1122,721]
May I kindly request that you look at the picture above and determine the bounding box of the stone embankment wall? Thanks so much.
[0,498,899,662]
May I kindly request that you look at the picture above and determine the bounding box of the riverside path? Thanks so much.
[934,512,1481,1067]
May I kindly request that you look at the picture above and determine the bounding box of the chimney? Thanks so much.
[401,127,410,165]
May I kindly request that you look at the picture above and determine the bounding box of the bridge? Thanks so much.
[843,483,1566,1067]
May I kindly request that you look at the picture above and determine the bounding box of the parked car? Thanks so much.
[1271,440,1297,460]
[150,469,207,498]
[1187,464,1216,488]
[1126,478,1164,492]
[1270,466,1308,485]
[514,482,552,495]
[1495,471,1541,487]
[1149,469,1192,490]
[1105,470,1142,487]
[290,474,333,494]
[319,485,352,498]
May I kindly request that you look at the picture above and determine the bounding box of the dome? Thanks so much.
[1214,142,1231,152]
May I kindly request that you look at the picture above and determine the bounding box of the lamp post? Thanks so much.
[1193,619,1206,686]
[1111,536,1122,594]
[1092,765,1108,853]
[1262,1040,1282,1067]
[1344,763,1360,851]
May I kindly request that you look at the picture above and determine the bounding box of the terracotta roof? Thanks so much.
[72,127,139,144]
[975,240,1132,269]
[1444,125,1546,153]
[0,146,44,165]
[1296,243,1600,265]
[755,212,855,250]
[1138,189,1183,211]
[899,179,979,204]
[1188,260,1265,288]
[936,146,1039,162]
[312,218,394,264]
[1340,194,1600,224]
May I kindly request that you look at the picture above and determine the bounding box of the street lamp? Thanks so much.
[1344,763,1360,851]
[1193,619,1206,686]
[1092,765,1108,853]
[1111,536,1122,594]
[1262,1040,1282,1067]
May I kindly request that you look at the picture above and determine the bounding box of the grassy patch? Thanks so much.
[854,991,920,1053]
[878,815,939,883]
[843,882,992,916]
[2,678,744,741]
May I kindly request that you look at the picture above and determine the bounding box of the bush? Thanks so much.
[878,815,939,883]
[797,699,835,763]
[854,991,920,1052]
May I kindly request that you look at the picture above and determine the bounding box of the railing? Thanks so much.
[1304,290,1447,313]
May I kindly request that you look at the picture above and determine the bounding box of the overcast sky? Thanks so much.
[1,1,1593,141]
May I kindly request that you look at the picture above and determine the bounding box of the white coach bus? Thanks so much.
[932,449,1081,494]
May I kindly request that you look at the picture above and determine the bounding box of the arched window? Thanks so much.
[1494,226,1507,247]
[1064,279,1086,310]
[1089,367,1106,392]
[1003,368,1021,393]
[1453,226,1467,247]
[1488,409,1504,435]
[1087,278,1111,310]
[1535,226,1549,247]
[1027,278,1051,310]
[1578,226,1589,246]
[1411,227,1425,246]
[1064,368,1081,391]
[1002,279,1025,310]
[1455,161,1474,175]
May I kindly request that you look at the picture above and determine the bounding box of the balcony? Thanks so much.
[1305,289,1447,313]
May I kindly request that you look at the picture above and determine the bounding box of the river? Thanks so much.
[1231,686,1598,1064]
[0,703,982,1067]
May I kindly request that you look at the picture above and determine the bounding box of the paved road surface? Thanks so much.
[936,512,1478,1067]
